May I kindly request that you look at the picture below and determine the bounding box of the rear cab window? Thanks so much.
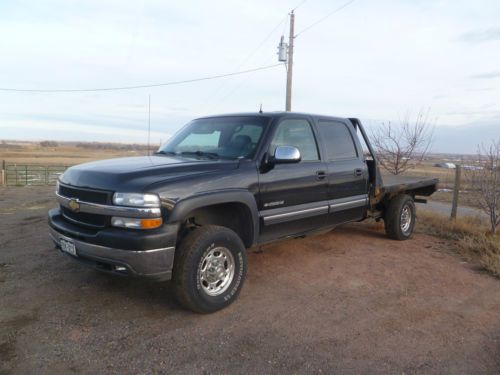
[317,120,359,161]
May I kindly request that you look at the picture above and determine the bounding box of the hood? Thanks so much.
[59,155,239,192]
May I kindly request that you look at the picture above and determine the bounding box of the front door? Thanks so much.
[258,118,329,242]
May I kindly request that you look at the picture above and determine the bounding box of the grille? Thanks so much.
[61,206,107,228]
[58,184,110,204]
[58,184,111,229]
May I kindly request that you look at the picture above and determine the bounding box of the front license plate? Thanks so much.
[60,238,77,256]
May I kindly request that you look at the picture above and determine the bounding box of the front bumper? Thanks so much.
[48,208,177,281]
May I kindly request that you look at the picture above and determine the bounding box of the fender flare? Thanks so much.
[168,189,260,246]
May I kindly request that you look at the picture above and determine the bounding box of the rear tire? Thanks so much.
[384,194,416,240]
[173,225,247,313]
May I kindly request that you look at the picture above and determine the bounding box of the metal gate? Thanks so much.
[4,165,68,186]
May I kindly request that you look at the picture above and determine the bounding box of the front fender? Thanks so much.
[167,189,259,246]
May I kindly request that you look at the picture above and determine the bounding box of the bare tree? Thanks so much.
[371,110,434,175]
[470,140,500,234]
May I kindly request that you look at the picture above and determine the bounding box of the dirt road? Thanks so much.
[1,187,499,374]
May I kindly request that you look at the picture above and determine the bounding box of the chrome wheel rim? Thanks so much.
[199,247,235,297]
[400,205,412,233]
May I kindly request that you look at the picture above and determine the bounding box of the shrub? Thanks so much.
[40,140,58,147]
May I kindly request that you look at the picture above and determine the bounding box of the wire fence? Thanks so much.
[2,164,68,186]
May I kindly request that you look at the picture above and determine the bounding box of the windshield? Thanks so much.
[158,116,268,160]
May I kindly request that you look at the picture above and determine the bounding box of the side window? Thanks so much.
[317,121,358,160]
[270,119,319,161]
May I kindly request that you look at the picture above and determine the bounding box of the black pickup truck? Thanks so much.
[48,112,438,312]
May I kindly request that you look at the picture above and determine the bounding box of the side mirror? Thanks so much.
[274,145,301,164]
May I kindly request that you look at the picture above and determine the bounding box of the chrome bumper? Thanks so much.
[49,226,175,280]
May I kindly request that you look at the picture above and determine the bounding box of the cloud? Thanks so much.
[470,71,500,79]
[458,27,500,43]
[466,87,494,92]
[1,0,500,153]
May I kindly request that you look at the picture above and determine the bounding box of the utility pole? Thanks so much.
[285,11,295,112]
[147,94,151,156]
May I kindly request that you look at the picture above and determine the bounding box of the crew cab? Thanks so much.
[48,112,438,312]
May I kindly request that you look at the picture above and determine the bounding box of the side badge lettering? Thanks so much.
[263,201,285,208]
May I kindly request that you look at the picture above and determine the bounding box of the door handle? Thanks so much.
[354,168,363,177]
[316,170,327,180]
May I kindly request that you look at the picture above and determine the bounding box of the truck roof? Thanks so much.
[195,111,351,123]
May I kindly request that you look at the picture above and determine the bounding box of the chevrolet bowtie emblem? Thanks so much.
[68,199,80,213]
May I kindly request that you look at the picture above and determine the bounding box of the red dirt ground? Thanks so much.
[1,186,499,373]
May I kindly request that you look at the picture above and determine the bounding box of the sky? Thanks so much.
[0,0,499,153]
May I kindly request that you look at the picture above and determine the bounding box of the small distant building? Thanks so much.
[462,165,483,171]
[433,162,456,169]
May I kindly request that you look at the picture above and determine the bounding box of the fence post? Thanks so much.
[25,165,28,185]
[450,164,461,220]
[1,160,4,187]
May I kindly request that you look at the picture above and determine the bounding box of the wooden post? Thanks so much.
[450,164,461,220]
[1,160,4,187]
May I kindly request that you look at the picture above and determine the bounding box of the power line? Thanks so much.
[0,63,283,93]
[206,2,305,109]
[292,0,309,12]
[236,15,288,71]
[211,54,278,111]
[200,14,288,111]
[295,0,356,37]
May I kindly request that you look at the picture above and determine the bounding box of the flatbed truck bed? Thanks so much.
[380,174,439,196]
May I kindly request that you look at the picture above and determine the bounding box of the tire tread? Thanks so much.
[384,194,415,241]
[172,225,246,313]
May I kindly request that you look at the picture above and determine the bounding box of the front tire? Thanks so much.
[384,194,416,240]
[173,225,247,313]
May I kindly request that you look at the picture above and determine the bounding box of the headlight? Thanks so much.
[111,216,163,230]
[113,193,160,207]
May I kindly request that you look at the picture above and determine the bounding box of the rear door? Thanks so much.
[316,119,369,225]
[258,117,329,242]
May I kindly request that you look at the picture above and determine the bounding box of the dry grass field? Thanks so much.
[0,140,464,173]
[0,141,481,208]
[416,211,500,276]
[0,141,155,166]
[385,158,480,207]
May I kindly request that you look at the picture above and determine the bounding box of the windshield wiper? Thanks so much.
[180,151,220,160]
[154,150,178,156]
